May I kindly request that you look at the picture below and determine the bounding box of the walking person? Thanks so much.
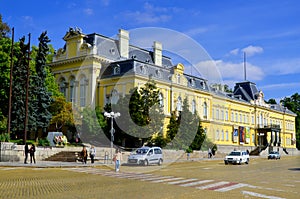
[29,144,36,164]
[113,149,122,172]
[208,148,212,158]
[89,145,96,164]
[81,146,88,164]
[24,143,29,164]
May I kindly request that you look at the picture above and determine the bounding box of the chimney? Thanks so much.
[153,41,162,66]
[118,29,129,59]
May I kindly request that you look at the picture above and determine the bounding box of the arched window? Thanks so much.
[177,74,180,84]
[59,77,67,97]
[191,100,196,114]
[159,93,164,107]
[177,96,182,111]
[80,76,87,107]
[111,89,119,104]
[203,102,208,118]
[69,76,76,103]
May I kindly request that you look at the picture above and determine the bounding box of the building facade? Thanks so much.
[50,28,296,152]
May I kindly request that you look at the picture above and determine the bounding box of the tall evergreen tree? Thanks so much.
[29,31,52,137]
[11,37,29,138]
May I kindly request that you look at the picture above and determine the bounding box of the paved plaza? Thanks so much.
[0,155,299,199]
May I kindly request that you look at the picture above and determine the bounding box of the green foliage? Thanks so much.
[267,98,277,104]
[49,96,73,131]
[0,14,10,38]
[0,133,10,142]
[166,97,206,151]
[111,80,165,147]
[38,138,50,146]
[81,106,103,137]
[281,93,300,150]
[10,36,29,137]
[29,31,53,134]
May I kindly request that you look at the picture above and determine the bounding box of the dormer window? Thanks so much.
[156,69,161,77]
[113,64,120,75]
[140,65,148,74]
[190,78,195,87]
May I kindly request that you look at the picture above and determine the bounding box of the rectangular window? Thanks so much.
[225,111,228,121]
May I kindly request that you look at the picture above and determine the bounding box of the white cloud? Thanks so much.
[229,48,239,56]
[242,45,263,57]
[228,45,264,57]
[84,8,94,16]
[215,60,264,81]
[264,58,300,75]
[260,82,300,90]
[118,3,179,24]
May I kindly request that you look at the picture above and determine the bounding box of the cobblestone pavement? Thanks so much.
[0,156,299,199]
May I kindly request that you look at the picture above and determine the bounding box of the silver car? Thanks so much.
[127,146,163,166]
[268,151,281,160]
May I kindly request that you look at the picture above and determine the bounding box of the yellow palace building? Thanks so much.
[50,28,296,153]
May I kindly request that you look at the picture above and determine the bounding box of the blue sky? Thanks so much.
[1,0,299,102]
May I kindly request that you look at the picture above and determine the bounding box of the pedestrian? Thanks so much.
[208,148,212,158]
[29,144,36,164]
[211,147,215,158]
[113,149,122,172]
[89,145,96,164]
[24,143,29,164]
[81,146,88,164]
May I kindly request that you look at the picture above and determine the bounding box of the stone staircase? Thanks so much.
[43,151,79,162]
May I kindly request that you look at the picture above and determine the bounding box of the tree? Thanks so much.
[281,93,300,150]
[0,14,10,38]
[49,96,73,132]
[10,36,29,139]
[166,97,204,150]
[0,37,13,132]
[112,80,165,147]
[29,31,53,137]
[267,98,277,104]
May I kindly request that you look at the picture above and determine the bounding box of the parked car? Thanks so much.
[127,146,163,166]
[268,151,281,160]
[224,150,250,165]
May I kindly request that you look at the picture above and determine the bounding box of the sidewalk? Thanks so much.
[0,160,113,168]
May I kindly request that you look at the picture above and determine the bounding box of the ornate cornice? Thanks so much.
[49,55,112,67]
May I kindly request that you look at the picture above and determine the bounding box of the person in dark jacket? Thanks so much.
[29,144,36,164]
[24,143,29,164]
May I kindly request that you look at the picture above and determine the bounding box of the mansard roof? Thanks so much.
[233,81,259,102]
[84,33,173,67]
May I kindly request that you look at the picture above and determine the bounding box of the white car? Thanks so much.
[127,146,163,166]
[224,150,249,165]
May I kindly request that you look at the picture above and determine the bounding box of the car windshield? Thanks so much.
[135,148,148,154]
[228,151,241,156]
[270,151,278,154]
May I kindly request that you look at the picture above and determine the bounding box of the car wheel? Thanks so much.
[144,159,149,166]
[158,159,163,166]
[224,161,228,165]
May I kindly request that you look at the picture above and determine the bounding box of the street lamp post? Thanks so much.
[104,112,120,163]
